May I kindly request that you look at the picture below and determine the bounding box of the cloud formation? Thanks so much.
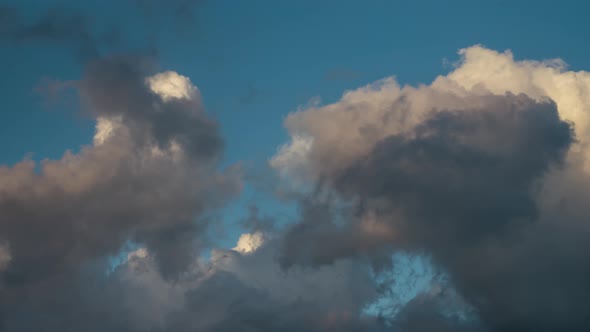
[272,45,590,331]
[3,37,590,331]
[0,54,240,330]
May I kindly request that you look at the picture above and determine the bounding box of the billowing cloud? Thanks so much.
[273,46,590,180]
[272,46,590,331]
[165,236,382,332]
[0,56,239,330]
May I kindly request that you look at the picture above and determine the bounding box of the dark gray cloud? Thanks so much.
[276,92,590,331]
[338,94,571,241]
[0,40,241,330]
[0,2,246,331]
[332,94,581,331]
[0,232,387,332]
[281,94,573,266]
[164,238,385,332]
[0,1,237,331]
[279,196,395,269]
[391,292,486,332]
[79,56,223,159]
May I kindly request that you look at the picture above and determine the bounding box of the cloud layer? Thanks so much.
[3,37,590,331]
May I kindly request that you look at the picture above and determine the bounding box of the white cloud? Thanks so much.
[93,116,122,146]
[232,232,265,254]
[443,46,590,149]
[270,135,314,182]
[146,71,200,102]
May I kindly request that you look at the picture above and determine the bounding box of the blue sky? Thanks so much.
[3,0,589,248]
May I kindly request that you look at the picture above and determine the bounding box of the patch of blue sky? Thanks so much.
[363,252,440,321]
[362,252,477,324]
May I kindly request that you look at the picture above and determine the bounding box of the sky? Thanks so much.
[1,0,590,331]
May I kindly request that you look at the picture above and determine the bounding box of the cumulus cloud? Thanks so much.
[275,46,590,180]
[272,46,590,331]
[0,53,241,330]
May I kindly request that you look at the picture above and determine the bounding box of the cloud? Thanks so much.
[1,227,386,331]
[271,134,314,183]
[147,71,201,102]
[272,46,590,331]
[232,232,265,254]
[80,56,224,160]
[4,40,590,332]
[0,243,11,272]
[165,236,383,332]
[274,46,590,180]
[0,56,239,291]
[391,291,483,332]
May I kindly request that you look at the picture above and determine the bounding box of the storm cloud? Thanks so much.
[273,46,590,331]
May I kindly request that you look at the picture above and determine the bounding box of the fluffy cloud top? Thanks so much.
[232,232,265,254]
[274,46,590,180]
[147,71,201,102]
